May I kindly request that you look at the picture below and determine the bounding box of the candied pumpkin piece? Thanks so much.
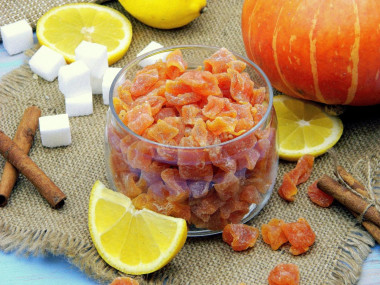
[188,180,210,199]
[118,86,134,106]
[278,154,315,202]
[166,49,188,79]
[215,72,231,97]
[278,173,298,202]
[288,154,315,184]
[213,171,240,201]
[126,141,153,171]
[308,180,334,207]
[131,93,166,116]
[113,97,129,114]
[228,69,254,103]
[137,60,167,81]
[125,102,154,135]
[206,117,238,136]
[268,263,300,285]
[219,198,250,221]
[120,173,144,199]
[179,70,222,97]
[161,168,189,202]
[110,276,140,285]
[204,47,236,74]
[236,148,260,171]
[222,223,259,251]
[226,60,246,73]
[165,92,202,106]
[251,86,266,105]
[146,119,179,144]
[190,190,225,221]
[261,218,288,250]
[154,107,177,121]
[191,119,209,146]
[232,102,254,132]
[209,144,237,173]
[281,218,316,255]
[181,104,205,125]
[130,68,159,97]
[165,79,193,95]
[239,184,261,204]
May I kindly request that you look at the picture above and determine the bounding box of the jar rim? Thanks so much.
[109,44,274,150]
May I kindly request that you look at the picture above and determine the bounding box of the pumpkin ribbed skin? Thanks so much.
[242,0,380,106]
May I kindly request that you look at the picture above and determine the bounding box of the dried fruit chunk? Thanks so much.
[268,263,300,285]
[181,104,205,125]
[179,70,222,97]
[278,154,315,202]
[206,117,238,136]
[126,102,154,135]
[165,92,202,106]
[213,171,240,201]
[228,69,254,103]
[154,107,177,121]
[188,180,210,199]
[308,180,334,207]
[281,218,316,255]
[119,173,144,199]
[161,168,189,202]
[190,190,224,221]
[166,49,187,79]
[204,47,236,73]
[191,119,209,146]
[130,68,159,97]
[126,141,153,171]
[278,173,298,202]
[110,276,140,285]
[131,94,166,116]
[146,119,179,144]
[261,218,288,250]
[222,223,259,251]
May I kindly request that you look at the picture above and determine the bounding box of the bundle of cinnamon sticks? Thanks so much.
[317,166,380,244]
[0,106,66,209]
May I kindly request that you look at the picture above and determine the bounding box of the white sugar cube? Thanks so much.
[75,41,108,93]
[65,92,93,117]
[58,61,91,98]
[39,114,71,148]
[29,45,66,82]
[102,67,122,105]
[137,41,168,67]
[1,20,33,55]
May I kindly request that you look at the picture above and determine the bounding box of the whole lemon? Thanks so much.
[118,0,207,29]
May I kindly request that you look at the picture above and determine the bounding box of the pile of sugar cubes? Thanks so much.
[1,18,167,148]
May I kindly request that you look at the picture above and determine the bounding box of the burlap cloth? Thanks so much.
[0,1,379,284]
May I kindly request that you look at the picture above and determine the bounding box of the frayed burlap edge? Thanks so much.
[0,63,377,285]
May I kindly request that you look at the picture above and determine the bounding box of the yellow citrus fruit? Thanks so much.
[36,3,132,65]
[88,181,187,275]
[273,95,343,161]
[118,0,207,29]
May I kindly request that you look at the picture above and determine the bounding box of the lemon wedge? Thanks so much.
[36,3,132,65]
[273,95,343,161]
[88,181,187,275]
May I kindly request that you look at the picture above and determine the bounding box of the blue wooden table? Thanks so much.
[0,36,379,285]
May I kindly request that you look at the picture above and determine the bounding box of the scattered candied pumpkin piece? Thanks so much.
[278,154,315,202]
[308,180,334,207]
[268,263,300,285]
[281,218,316,255]
[261,218,288,250]
[222,223,259,251]
[109,276,140,285]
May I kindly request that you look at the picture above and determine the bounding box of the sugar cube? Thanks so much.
[102,67,122,105]
[65,92,93,117]
[75,41,108,94]
[39,114,71,148]
[29,45,66,82]
[137,41,169,67]
[58,61,91,98]
[1,20,33,55]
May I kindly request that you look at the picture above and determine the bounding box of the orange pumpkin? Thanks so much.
[241,0,380,106]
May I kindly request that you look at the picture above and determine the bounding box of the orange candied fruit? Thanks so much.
[278,154,315,202]
[281,218,316,255]
[261,218,288,250]
[222,223,260,251]
[268,263,300,285]
[109,277,139,285]
[308,180,334,207]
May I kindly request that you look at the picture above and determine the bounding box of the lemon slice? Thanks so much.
[36,3,132,65]
[273,95,343,161]
[88,181,187,275]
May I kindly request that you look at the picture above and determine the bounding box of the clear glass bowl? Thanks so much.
[104,45,278,237]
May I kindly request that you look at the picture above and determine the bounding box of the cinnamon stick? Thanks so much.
[0,106,41,206]
[0,130,66,209]
[317,174,380,228]
[335,165,380,243]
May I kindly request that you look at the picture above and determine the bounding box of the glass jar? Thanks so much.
[104,45,278,236]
